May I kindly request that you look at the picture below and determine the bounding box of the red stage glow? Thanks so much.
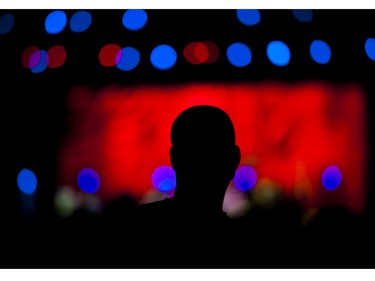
[58,82,368,214]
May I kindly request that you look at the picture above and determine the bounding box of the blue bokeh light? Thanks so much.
[0,13,15,35]
[77,168,100,194]
[45,10,67,34]
[267,41,291,66]
[236,9,261,26]
[233,165,257,192]
[150,45,177,70]
[226,42,252,67]
[17,168,37,195]
[292,10,313,23]
[322,165,342,191]
[365,38,375,61]
[310,40,331,64]
[152,166,176,193]
[69,11,92,33]
[31,50,48,74]
[116,47,140,71]
[122,9,148,31]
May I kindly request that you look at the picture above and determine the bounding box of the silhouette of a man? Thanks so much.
[118,105,242,267]
[135,105,240,229]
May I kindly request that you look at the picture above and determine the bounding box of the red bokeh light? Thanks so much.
[21,46,40,69]
[183,42,201,64]
[194,42,209,63]
[58,82,367,214]
[202,41,219,63]
[99,44,122,67]
[47,45,67,68]
[184,41,220,65]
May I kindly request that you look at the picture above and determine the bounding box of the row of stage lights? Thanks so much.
[0,9,314,35]
[19,38,375,73]
[17,164,343,197]
[2,10,375,73]
[20,37,375,72]
[15,163,342,218]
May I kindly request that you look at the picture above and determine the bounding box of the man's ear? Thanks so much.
[233,145,241,167]
[229,145,241,179]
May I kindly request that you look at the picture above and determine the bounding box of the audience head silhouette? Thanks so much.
[170,105,241,211]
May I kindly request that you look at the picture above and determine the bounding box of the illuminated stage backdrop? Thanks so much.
[58,82,367,214]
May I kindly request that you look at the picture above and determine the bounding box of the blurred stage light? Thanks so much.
[29,49,42,69]
[83,194,102,213]
[77,168,100,194]
[233,165,257,192]
[122,9,148,31]
[227,42,252,67]
[365,38,375,61]
[30,50,48,74]
[223,185,251,218]
[45,10,67,34]
[151,166,176,193]
[236,9,261,26]
[22,46,40,69]
[193,42,209,63]
[202,41,220,64]
[184,42,201,64]
[99,44,122,67]
[251,179,282,208]
[69,11,92,33]
[292,10,313,23]
[17,168,37,195]
[310,40,331,64]
[0,13,14,35]
[54,187,77,218]
[116,47,140,71]
[184,41,217,65]
[150,45,177,70]
[322,165,342,191]
[267,40,291,66]
[47,45,67,68]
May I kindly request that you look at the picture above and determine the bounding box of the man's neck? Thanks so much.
[172,185,226,215]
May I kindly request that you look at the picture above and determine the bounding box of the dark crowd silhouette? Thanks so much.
[2,105,374,268]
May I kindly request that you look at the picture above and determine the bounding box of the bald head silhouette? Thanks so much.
[170,105,241,212]
[171,105,236,148]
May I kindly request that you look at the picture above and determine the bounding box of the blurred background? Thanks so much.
[1,9,374,267]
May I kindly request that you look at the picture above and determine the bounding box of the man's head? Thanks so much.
[170,105,241,201]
